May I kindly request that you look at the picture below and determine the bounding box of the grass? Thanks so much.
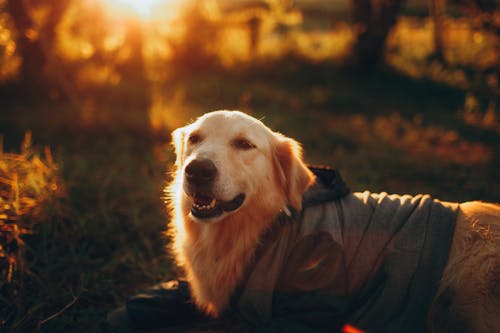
[0,132,176,332]
[0,134,60,330]
[0,133,60,286]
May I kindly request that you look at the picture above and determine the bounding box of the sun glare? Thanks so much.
[103,0,167,19]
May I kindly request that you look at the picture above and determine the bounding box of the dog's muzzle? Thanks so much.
[184,158,245,220]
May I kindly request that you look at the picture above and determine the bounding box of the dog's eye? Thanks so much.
[233,138,255,150]
[188,134,202,145]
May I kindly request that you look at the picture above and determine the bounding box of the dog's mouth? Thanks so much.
[190,193,245,220]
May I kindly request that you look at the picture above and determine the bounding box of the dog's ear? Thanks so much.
[171,127,186,167]
[274,135,315,211]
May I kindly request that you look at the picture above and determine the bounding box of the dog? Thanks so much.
[168,110,500,332]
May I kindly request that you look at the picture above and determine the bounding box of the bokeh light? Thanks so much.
[102,0,174,19]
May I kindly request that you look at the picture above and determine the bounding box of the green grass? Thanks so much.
[1,57,499,333]
[1,133,176,332]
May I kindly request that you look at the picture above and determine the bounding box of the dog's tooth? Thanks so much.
[193,200,216,211]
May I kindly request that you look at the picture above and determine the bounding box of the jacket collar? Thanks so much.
[303,166,350,207]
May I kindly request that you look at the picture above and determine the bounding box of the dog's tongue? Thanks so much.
[194,194,214,206]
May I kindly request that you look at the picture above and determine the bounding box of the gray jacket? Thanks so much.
[233,168,458,333]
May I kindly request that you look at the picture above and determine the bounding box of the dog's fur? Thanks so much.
[168,110,500,331]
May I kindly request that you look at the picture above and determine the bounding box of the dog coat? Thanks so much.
[233,168,459,333]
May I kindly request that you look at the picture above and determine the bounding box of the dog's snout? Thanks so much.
[185,159,217,185]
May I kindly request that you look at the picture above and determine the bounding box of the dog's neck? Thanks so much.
[228,209,296,305]
[179,200,283,316]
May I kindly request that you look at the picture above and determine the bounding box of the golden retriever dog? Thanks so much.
[168,110,500,332]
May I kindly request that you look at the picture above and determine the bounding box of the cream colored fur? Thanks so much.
[168,110,314,315]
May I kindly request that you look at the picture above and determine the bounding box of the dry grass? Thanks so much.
[0,133,62,289]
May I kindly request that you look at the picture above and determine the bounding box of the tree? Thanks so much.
[5,0,70,89]
[112,15,152,134]
[430,0,447,60]
[349,0,406,71]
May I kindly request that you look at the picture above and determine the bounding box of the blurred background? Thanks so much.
[0,0,499,332]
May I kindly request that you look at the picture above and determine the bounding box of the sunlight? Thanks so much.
[103,0,172,19]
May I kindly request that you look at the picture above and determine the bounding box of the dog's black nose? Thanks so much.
[185,159,217,185]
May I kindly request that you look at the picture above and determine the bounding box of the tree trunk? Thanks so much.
[6,0,45,86]
[429,0,446,61]
[349,0,405,72]
[6,0,70,90]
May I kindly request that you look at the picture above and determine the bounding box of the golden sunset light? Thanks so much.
[102,0,172,19]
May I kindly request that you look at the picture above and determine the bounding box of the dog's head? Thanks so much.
[171,110,315,223]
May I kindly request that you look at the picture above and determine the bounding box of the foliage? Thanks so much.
[0,0,19,82]
[0,133,61,288]
[0,133,62,330]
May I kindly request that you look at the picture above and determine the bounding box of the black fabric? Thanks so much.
[125,280,204,330]
[304,166,350,206]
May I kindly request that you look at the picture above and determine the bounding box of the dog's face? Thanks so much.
[171,110,314,223]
